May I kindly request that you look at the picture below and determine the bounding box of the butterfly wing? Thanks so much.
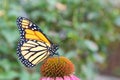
[16,17,51,68]
[16,17,51,44]
[17,40,50,68]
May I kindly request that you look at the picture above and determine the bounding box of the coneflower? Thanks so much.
[40,56,80,80]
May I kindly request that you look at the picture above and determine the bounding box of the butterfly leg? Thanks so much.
[54,52,60,64]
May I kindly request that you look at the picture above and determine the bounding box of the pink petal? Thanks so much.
[46,77,54,80]
[40,77,54,80]
[40,77,47,80]
[70,75,80,80]
[55,77,63,80]
[63,76,71,80]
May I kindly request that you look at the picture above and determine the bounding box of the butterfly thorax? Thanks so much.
[48,44,59,56]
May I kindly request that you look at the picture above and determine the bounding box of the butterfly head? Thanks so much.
[49,44,59,56]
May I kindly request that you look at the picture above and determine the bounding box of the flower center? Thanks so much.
[40,56,74,77]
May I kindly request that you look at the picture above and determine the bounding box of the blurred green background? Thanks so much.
[0,0,120,80]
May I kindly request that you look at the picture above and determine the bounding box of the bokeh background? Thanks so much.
[0,0,120,80]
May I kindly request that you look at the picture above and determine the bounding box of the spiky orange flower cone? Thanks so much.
[40,56,80,80]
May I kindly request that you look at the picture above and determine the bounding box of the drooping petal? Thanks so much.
[40,77,47,80]
[70,75,80,80]
[40,77,55,80]
[46,77,54,80]
[63,76,71,80]
[55,77,63,80]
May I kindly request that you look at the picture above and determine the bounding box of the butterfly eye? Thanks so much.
[56,45,59,50]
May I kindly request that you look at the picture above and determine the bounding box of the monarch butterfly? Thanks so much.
[16,17,59,68]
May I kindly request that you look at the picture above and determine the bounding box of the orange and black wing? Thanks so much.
[16,17,51,68]
[16,17,51,44]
